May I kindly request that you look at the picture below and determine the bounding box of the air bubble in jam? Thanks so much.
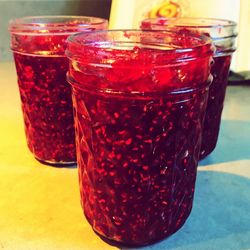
[14,53,76,164]
[68,32,213,245]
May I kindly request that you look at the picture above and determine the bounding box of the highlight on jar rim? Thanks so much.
[9,15,108,34]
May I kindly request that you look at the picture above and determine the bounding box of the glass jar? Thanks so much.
[66,30,213,245]
[9,16,108,166]
[141,17,237,159]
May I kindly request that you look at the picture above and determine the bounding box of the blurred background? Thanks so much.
[0,0,112,61]
[1,0,250,72]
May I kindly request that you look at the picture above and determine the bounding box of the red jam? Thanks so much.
[140,18,237,160]
[199,55,232,159]
[10,16,108,165]
[74,86,208,245]
[67,31,213,245]
[13,53,76,164]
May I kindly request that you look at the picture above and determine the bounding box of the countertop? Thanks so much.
[0,62,250,250]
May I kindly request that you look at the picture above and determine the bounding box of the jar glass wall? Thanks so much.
[9,16,108,166]
[66,29,213,245]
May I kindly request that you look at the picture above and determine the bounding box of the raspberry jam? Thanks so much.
[13,53,75,164]
[10,16,108,165]
[141,18,237,159]
[200,55,232,159]
[67,30,213,245]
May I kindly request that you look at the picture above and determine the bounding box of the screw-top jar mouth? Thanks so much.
[9,16,108,35]
[66,29,213,65]
[66,30,214,97]
[141,17,237,56]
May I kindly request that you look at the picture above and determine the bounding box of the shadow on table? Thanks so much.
[200,120,250,166]
[121,171,250,250]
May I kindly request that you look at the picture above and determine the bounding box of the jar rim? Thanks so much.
[66,29,214,65]
[9,15,108,34]
[141,17,237,29]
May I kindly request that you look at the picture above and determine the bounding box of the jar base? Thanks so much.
[84,208,192,247]
[35,157,77,168]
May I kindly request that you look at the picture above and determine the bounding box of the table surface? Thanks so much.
[0,62,250,250]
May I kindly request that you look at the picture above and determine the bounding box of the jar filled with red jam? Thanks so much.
[141,17,237,159]
[9,16,108,166]
[66,30,213,245]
